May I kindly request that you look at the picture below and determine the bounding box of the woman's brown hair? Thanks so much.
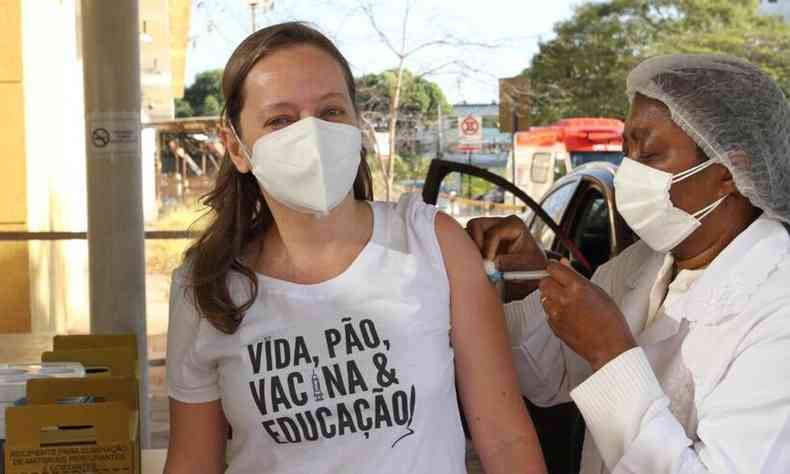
[184,22,374,334]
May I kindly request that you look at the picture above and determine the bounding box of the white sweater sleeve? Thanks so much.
[570,311,790,474]
[502,256,621,407]
[503,292,586,406]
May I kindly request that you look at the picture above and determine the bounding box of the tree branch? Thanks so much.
[359,0,404,58]
[401,0,413,53]
[413,60,464,79]
[358,113,389,182]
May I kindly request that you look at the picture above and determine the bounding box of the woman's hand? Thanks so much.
[539,260,637,371]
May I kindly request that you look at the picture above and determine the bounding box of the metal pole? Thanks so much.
[181,147,187,180]
[80,0,150,448]
[467,151,472,197]
[155,131,162,206]
[512,110,518,205]
[251,4,257,32]
[437,106,444,159]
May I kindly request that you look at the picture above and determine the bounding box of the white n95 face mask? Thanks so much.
[231,116,362,215]
[614,157,728,253]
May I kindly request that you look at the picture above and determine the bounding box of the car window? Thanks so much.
[553,159,568,182]
[530,152,552,184]
[570,188,611,271]
[530,182,577,250]
[428,170,527,224]
[519,209,535,227]
[570,151,624,167]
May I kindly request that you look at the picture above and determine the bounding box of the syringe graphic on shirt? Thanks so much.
[312,356,325,402]
[311,375,323,401]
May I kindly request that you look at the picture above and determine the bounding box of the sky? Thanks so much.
[186,0,582,105]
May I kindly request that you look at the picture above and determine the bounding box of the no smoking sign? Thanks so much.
[88,112,141,158]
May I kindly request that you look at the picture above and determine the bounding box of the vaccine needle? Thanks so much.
[484,260,549,282]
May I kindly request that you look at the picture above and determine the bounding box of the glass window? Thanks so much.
[554,159,568,181]
[570,151,624,167]
[530,152,552,184]
[530,182,577,250]
[571,191,612,271]
[482,116,499,128]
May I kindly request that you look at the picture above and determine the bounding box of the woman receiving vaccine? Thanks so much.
[163,22,545,474]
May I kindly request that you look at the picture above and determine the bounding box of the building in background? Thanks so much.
[411,103,512,171]
[498,75,529,134]
[0,0,191,334]
[448,103,512,155]
[140,0,192,224]
[758,0,790,21]
[141,0,191,121]
[0,0,30,332]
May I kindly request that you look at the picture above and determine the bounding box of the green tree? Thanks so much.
[175,69,224,117]
[523,0,790,125]
[202,95,223,117]
[174,97,194,118]
[356,69,453,196]
[652,1,790,95]
[393,152,432,184]
[356,69,453,122]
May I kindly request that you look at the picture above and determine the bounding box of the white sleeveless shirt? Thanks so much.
[166,194,467,474]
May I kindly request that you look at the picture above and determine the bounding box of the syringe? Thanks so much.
[484,260,550,283]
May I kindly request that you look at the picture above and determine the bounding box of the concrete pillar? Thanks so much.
[80,0,150,448]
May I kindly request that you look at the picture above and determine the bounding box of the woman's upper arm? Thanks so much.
[165,398,227,474]
[166,268,221,402]
[165,268,226,473]
[435,212,545,473]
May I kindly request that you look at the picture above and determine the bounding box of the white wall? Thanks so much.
[140,0,173,222]
[758,0,790,21]
[140,0,176,122]
[22,0,90,334]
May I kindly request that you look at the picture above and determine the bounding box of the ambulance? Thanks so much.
[508,117,625,200]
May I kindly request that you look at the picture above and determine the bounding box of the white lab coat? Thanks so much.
[504,216,790,473]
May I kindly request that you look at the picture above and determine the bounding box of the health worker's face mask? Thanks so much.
[231,116,362,215]
[614,157,728,253]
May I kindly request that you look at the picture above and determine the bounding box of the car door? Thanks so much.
[528,178,582,252]
[543,168,636,276]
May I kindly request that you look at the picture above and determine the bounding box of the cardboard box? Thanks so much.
[42,349,137,378]
[4,402,137,474]
[0,363,87,442]
[25,376,138,408]
[53,335,138,361]
[4,377,139,474]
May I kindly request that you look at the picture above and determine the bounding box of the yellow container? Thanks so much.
[4,376,140,474]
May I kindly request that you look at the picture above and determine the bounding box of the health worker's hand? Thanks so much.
[466,215,548,302]
[539,260,637,371]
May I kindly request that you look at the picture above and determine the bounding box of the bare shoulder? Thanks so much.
[434,211,485,272]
